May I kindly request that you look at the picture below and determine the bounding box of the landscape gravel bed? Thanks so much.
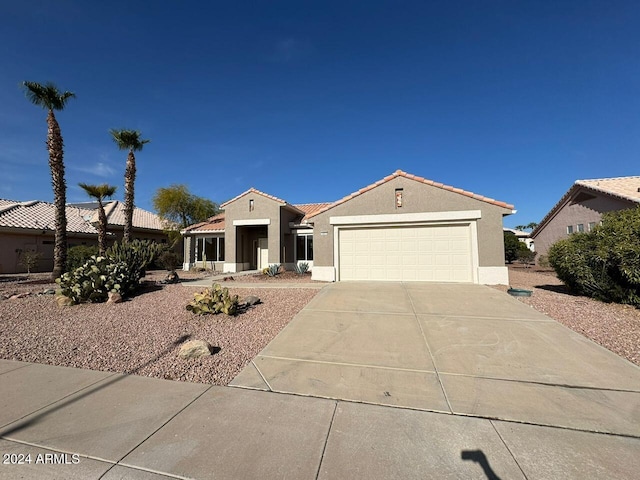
[493,267,640,366]
[0,272,319,385]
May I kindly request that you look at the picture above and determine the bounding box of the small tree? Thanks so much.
[152,184,219,228]
[78,183,117,255]
[19,250,43,275]
[504,231,521,263]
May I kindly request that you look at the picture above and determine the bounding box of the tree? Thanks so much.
[22,81,76,280]
[79,183,117,255]
[152,184,219,228]
[109,129,150,243]
[514,222,539,231]
[504,231,521,263]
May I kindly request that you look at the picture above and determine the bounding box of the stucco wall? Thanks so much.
[311,176,510,268]
[223,193,282,264]
[532,192,634,260]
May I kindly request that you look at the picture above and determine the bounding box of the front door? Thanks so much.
[257,238,268,269]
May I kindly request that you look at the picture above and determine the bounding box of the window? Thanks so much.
[296,234,313,261]
[588,222,596,232]
[249,199,254,212]
[567,225,574,234]
[196,237,224,262]
[577,223,584,232]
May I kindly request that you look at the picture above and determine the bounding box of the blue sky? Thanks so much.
[1,1,638,228]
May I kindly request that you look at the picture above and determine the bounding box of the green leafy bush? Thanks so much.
[56,256,132,304]
[186,283,239,315]
[294,262,310,274]
[67,245,99,271]
[548,207,640,306]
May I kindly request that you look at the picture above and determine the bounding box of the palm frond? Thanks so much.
[79,182,117,201]
[109,129,150,151]
[22,81,75,111]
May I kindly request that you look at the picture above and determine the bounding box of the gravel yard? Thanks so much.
[1,267,639,386]
[494,266,640,366]
[0,271,319,385]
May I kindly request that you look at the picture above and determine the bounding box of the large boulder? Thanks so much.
[178,340,213,359]
[107,292,123,304]
[56,295,75,307]
[244,295,261,306]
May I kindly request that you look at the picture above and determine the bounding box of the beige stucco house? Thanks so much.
[0,199,169,274]
[530,176,640,262]
[182,170,514,284]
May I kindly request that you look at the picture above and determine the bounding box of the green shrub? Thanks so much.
[186,283,239,315]
[538,255,550,268]
[158,250,181,271]
[294,262,310,274]
[67,245,99,271]
[548,207,640,306]
[56,256,132,304]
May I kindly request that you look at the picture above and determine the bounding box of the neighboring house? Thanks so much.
[503,228,534,251]
[182,170,514,284]
[530,176,640,261]
[0,199,170,274]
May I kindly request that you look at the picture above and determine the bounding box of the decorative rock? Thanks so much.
[178,340,213,359]
[9,293,30,300]
[42,289,56,295]
[56,295,75,307]
[223,276,235,281]
[107,292,123,304]
[244,295,261,306]
[164,271,180,284]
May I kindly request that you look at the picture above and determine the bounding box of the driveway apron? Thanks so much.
[231,282,640,437]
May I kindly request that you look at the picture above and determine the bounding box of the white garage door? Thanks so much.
[339,224,473,282]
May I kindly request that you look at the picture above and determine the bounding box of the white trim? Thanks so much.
[233,218,270,226]
[312,266,335,282]
[330,210,481,226]
[469,221,479,284]
[223,262,239,273]
[478,266,509,285]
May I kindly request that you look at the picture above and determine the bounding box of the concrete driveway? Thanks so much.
[231,282,640,437]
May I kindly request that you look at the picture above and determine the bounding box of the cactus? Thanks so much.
[56,256,131,304]
[264,264,281,277]
[186,283,240,316]
[294,262,309,275]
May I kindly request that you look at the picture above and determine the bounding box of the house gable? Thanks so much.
[531,178,640,260]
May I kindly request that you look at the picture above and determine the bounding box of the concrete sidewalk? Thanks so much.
[2,360,639,479]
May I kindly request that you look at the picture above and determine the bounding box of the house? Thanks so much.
[530,176,640,261]
[0,199,170,274]
[503,228,534,251]
[182,170,514,284]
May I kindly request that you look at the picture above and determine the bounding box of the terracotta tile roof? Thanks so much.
[181,213,226,233]
[98,201,168,231]
[293,203,333,222]
[576,176,640,203]
[0,199,98,234]
[531,176,640,238]
[306,170,514,219]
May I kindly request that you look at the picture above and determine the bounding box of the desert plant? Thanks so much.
[22,81,76,279]
[107,239,163,276]
[78,182,117,255]
[538,255,550,268]
[516,249,537,267]
[264,264,281,277]
[158,250,180,271]
[67,245,99,270]
[294,262,310,274]
[56,256,131,303]
[109,129,150,243]
[186,283,239,315]
[19,250,42,275]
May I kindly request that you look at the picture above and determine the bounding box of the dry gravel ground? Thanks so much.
[493,266,640,366]
[0,270,318,385]
[1,267,639,386]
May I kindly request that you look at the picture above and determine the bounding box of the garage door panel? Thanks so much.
[339,225,473,282]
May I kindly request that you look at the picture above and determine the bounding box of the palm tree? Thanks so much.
[22,81,76,280]
[79,183,117,255]
[109,129,150,243]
